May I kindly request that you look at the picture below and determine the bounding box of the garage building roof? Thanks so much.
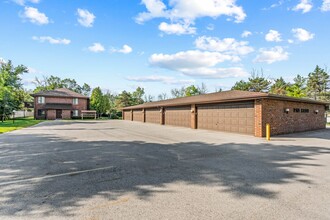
[123,90,328,110]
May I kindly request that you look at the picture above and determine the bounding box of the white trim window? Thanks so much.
[37,97,45,104]
[73,98,79,105]
[73,110,79,117]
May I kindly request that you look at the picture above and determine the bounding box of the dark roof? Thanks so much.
[31,88,88,99]
[123,90,328,110]
[44,103,72,110]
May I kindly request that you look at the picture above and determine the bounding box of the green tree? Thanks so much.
[185,85,200,96]
[231,70,271,92]
[270,77,288,95]
[248,70,271,92]
[286,75,307,98]
[104,91,118,118]
[307,65,330,100]
[171,87,185,98]
[33,75,91,95]
[115,90,134,109]
[132,87,145,105]
[231,80,250,91]
[0,60,28,121]
[90,87,107,117]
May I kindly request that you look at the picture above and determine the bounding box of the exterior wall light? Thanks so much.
[315,110,319,114]
[284,108,290,114]
[191,109,195,113]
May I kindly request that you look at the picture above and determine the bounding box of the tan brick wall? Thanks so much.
[260,99,326,136]
[254,99,263,137]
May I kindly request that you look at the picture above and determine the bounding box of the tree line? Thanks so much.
[231,66,330,101]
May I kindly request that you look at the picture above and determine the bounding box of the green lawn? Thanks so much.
[0,117,44,134]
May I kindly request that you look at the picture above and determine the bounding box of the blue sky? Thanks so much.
[1,0,330,97]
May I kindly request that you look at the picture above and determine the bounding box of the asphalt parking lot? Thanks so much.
[0,120,330,220]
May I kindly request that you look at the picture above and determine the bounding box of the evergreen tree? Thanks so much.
[270,77,288,95]
[307,65,330,100]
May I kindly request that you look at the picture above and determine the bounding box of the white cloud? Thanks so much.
[126,75,195,85]
[112,45,133,54]
[321,0,330,11]
[27,67,40,74]
[13,0,40,6]
[179,67,248,78]
[195,36,254,56]
[241,30,252,38]
[22,6,49,25]
[292,28,314,41]
[150,50,237,69]
[293,0,313,13]
[149,50,248,78]
[32,36,71,45]
[88,43,105,53]
[265,29,282,42]
[262,0,285,10]
[0,57,6,64]
[254,46,289,64]
[158,22,196,35]
[77,9,95,27]
[136,0,246,34]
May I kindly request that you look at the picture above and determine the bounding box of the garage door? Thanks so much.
[133,109,144,122]
[145,108,160,124]
[165,106,191,128]
[197,101,255,135]
[123,110,132,121]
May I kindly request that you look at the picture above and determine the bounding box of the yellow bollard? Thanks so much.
[266,123,271,141]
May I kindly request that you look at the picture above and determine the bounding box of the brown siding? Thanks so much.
[47,110,56,120]
[165,106,191,128]
[261,99,326,136]
[197,101,255,135]
[123,110,132,121]
[133,109,144,122]
[145,108,161,124]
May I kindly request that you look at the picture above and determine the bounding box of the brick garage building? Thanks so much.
[122,90,328,137]
[31,88,89,120]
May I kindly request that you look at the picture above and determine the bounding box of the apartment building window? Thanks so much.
[38,110,45,116]
[37,97,45,104]
[73,110,79,117]
[73,98,78,105]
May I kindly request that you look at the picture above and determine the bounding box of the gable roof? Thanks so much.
[123,90,328,110]
[31,88,89,99]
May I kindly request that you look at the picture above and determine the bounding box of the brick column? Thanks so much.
[122,110,124,120]
[160,107,165,125]
[142,108,146,123]
[254,99,263,137]
[191,104,197,129]
[131,110,133,121]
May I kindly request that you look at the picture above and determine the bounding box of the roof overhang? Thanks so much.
[44,103,73,110]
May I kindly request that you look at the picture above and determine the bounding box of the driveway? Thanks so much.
[0,120,330,219]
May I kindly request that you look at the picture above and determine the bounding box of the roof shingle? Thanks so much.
[123,90,328,110]
[31,88,88,99]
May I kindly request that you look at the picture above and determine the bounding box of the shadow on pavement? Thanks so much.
[0,131,329,217]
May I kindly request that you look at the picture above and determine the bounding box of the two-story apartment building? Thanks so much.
[31,88,89,120]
